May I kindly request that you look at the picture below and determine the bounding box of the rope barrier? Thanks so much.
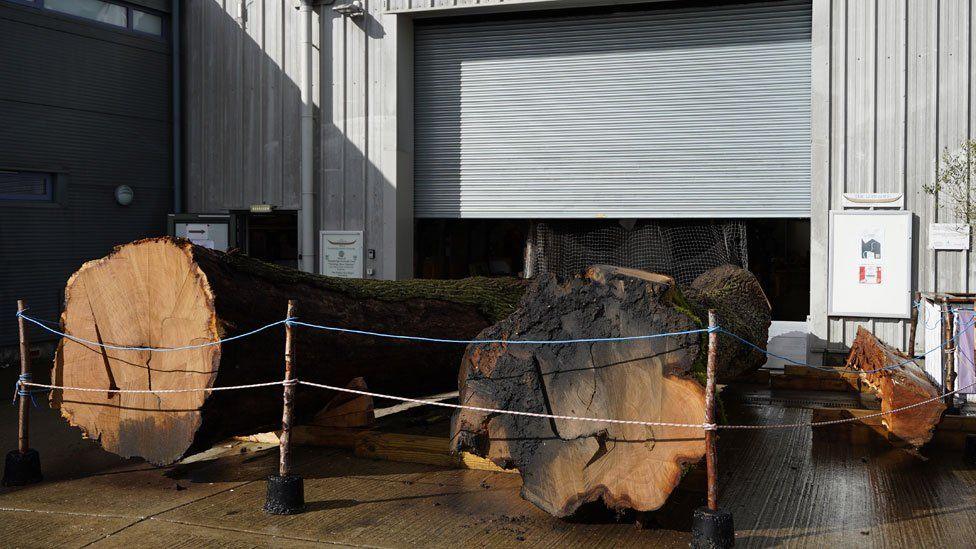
[286,319,709,345]
[17,308,973,379]
[18,380,287,394]
[14,308,976,430]
[913,300,944,331]
[296,379,973,431]
[15,377,969,432]
[297,379,710,429]
[17,312,294,352]
[719,316,976,375]
[10,373,44,407]
[719,380,976,430]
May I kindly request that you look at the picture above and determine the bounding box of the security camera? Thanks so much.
[333,0,364,17]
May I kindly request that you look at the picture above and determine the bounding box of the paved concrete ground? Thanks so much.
[3,361,976,548]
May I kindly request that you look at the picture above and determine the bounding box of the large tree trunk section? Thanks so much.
[53,237,526,465]
[846,327,946,448]
[451,264,771,518]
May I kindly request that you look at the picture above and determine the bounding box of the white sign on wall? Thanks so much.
[320,230,364,278]
[174,222,228,251]
[828,211,912,319]
[928,223,971,250]
[841,192,905,209]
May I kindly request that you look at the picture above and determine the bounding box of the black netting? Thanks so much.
[532,220,748,286]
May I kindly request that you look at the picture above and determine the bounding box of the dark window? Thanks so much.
[45,0,127,27]
[0,171,54,201]
[3,0,166,37]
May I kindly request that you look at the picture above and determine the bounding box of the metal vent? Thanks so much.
[0,171,52,201]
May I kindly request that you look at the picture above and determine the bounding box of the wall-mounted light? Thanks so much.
[334,0,364,18]
[115,185,134,206]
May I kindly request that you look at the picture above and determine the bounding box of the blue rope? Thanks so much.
[286,319,709,345]
[11,373,45,407]
[719,315,976,375]
[914,300,943,330]
[15,304,972,378]
[17,311,294,352]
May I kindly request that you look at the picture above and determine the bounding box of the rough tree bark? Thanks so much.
[846,327,946,448]
[451,264,771,518]
[52,237,526,465]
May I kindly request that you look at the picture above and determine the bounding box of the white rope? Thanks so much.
[298,380,708,429]
[21,380,287,394]
[720,380,976,430]
[18,378,970,431]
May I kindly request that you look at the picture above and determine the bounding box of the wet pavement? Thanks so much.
[2,362,976,548]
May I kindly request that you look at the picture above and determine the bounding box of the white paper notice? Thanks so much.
[185,224,215,249]
[928,223,971,250]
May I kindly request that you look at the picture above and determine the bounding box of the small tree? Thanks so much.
[924,140,976,226]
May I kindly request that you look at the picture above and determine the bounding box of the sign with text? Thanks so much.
[828,211,912,318]
[320,230,364,278]
[928,223,971,251]
[841,192,904,209]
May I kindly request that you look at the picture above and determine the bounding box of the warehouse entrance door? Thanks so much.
[413,0,812,219]
[233,211,299,269]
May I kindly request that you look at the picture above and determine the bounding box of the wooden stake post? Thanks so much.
[263,299,304,514]
[279,300,297,477]
[944,301,957,410]
[705,309,719,511]
[908,291,920,358]
[16,299,31,454]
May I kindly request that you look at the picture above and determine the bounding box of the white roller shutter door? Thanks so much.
[414,0,812,218]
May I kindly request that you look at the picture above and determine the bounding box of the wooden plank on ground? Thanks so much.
[235,427,514,474]
[355,432,513,474]
[811,408,976,450]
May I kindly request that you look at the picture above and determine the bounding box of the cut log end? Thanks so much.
[53,237,528,466]
[452,264,770,518]
[56,238,220,465]
[846,327,946,448]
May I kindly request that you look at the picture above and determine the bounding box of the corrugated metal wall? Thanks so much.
[183,0,305,212]
[184,0,976,352]
[0,3,172,345]
[809,0,976,352]
[413,1,811,218]
[184,0,408,279]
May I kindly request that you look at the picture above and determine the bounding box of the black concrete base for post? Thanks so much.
[692,506,735,549]
[2,448,43,487]
[264,474,305,515]
[964,435,976,467]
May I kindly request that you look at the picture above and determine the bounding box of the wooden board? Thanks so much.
[236,426,512,474]
[811,408,976,450]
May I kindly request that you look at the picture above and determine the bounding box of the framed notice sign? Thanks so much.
[320,230,364,278]
[828,210,912,319]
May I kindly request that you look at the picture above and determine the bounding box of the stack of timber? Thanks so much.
[52,238,527,465]
[845,327,946,448]
[451,264,771,517]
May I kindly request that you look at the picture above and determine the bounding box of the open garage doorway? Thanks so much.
[414,218,811,322]
[415,217,810,370]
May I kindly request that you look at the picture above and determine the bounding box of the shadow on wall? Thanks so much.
[0,2,172,346]
[186,0,401,279]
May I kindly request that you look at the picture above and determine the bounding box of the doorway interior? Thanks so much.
[233,210,299,269]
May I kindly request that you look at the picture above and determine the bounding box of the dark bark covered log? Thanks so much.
[53,237,526,465]
[451,264,771,518]
[846,327,945,448]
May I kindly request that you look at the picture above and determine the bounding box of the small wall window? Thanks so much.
[132,9,161,35]
[5,0,166,37]
[0,171,54,201]
[45,0,127,27]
